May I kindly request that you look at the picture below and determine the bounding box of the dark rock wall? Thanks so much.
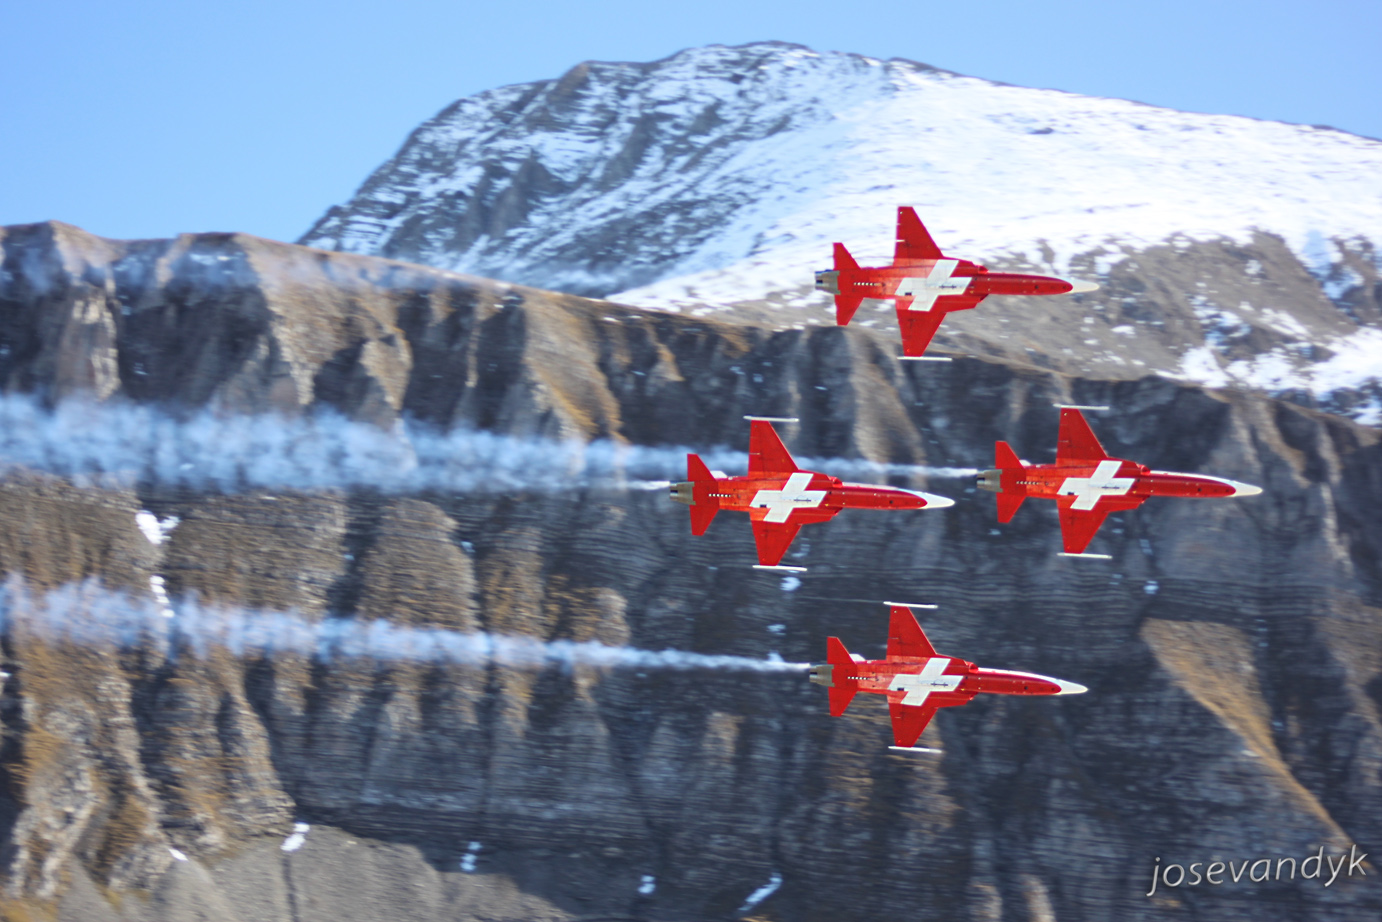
[0,224,1377,921]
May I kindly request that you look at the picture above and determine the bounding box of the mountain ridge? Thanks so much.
[298,41,1382,425]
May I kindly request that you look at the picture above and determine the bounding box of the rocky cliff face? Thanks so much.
[0,222,1379,921]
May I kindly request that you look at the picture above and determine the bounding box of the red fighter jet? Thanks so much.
[978,406,1263,558]
[670,417,954,571]
[814,207,1098,359]
[810,603,1087,751]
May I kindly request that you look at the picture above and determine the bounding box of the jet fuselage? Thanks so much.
[683,472,939,522]
[813,207,1097,359]
[979,460,1262,505]
[978,408,1263,555]
[810,604,1086,749]
[815,261,1080,302]
[671,419,953,568]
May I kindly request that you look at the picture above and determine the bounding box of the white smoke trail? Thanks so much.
[0,577,809,674]
[0,394,974,494]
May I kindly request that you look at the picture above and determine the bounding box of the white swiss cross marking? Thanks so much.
[888,657,963,706]
[750,472,827,523]
[1058,460,1135,510]
[896,259,971,311]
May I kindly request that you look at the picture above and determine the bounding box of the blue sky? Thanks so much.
[3,0,1378,244]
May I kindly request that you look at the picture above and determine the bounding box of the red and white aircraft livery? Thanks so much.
[670,418,953,571]
[810,603,1086,751]
[814,207,1098,359]
[978,407,1263,558]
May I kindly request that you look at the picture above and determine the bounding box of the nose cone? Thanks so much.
[1229,480,1263,497]
[1062,278,1099,294]
[1054,678,1088,696]
[908,490,955,510]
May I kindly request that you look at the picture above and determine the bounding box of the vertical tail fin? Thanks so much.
[687,454,720,535]
[833,243,863,325]
[825,637,859,716]
[994,441,1027,523]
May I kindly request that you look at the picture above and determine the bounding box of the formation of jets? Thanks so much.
[667,207,1263,751]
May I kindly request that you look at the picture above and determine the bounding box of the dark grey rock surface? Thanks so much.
[0,223,1377,921]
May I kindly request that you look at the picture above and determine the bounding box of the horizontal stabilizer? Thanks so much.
[834,242,860,272]
[687,453,720,535]
[825,636,858,716]
[835,293,864,326]
[993,441,1027,522]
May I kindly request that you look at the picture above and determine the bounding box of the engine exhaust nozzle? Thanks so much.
[976,469,1003,493]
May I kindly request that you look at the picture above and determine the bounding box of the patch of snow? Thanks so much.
[639,875,656,895]
[168,848,188,862]
[767,623,786,635]
[1144,580,1160,595]
[1176,346,1230,388]
[281,822,310,852]
[135,511,180,545]
[460,841,481,872]
[738,872,783,913]
[1256,306,1310,339]
[779,576,801,592]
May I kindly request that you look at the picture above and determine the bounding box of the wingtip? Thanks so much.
[1064,278,1099,294]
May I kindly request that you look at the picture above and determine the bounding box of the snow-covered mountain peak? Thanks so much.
[302,41,1382,422]
[303,41,1379,293]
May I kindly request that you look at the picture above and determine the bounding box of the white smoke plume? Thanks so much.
[0,394,975,494]
[0,577,809,674]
